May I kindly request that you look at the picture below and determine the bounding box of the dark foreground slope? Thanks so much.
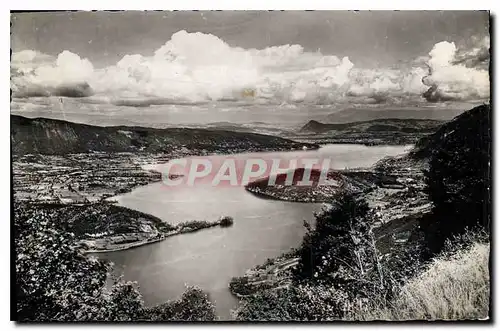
[232,104,491,321]
[415,104,491,254]
[410,104,491,160]
[11,115,317,155]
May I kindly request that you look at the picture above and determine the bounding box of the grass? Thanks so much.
[348,242,490,321]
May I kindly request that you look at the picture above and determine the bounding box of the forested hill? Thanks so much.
[410,104,491,160]
[11,115,316,155]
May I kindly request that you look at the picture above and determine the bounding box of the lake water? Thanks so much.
[97,144,411,319]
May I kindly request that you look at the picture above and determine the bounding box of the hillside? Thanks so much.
[29,202,233,252]
[410,104,491,160]
[322,106,466,123]
[249,104,491,205]
[292,118,443,146]
[299,118,443,134]
[11,115,317,155]
[245,168,402,203]
[233,104,491,320]
[245,105,492,221]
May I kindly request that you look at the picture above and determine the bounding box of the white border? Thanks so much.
[2,2,497,331]
[3,1,496,10]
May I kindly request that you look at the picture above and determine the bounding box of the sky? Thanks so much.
[11,11,489,67]
[10,11,491,110]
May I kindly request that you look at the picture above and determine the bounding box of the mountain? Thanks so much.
[299,118,443,134]
[322,106,466,123]
[247,104,492,207]
[410,104,491,160]
[11,115,317,155]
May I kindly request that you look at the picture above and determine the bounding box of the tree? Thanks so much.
[233,284,349,321]
[145,286,217,321]
[293,195,384,299]
[15,203,144,321]
[421,104,491,254]
[219,216,234,227]
[14,203,217,322]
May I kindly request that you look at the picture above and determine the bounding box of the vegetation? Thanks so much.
[11,114,317,155]
[233,284,348,321]
[177,220,216,233]
[234,105,491,321]
[420,104,491,255]
[233,195,422,321]
[176,216,234,233]
[347,240,490,321]
[14,104,491,321]
[233,198,489,321]
[14,204,216,322]
[143,286,217,321]
[45,203,175,238]
[219,216,234,227]
[294,196,377,289]
[229,275,276,297]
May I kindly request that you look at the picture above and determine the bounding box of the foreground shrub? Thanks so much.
[233,284,349,321]
[293,195,402,303]
[348,241,490,321]
[294,195,373,285]
[15,203,216,322]
[144,286,217,321]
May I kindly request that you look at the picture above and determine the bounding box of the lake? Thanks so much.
[97,144,411,319]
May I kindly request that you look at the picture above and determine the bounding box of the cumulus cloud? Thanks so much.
[10,30,490,106]
[11,50,94,98]
[422,37,490,102]
[453,35,490,69]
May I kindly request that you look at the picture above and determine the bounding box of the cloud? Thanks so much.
[453,35,490,69]
[11,30,490,106]
[421,37,490,102]
[11,50,94,98]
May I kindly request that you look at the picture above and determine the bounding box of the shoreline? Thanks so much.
[83,236,166,254]
[229,251,300,298]
[83,217,234,254]
[90,145,415,255]
[230,150,432,298]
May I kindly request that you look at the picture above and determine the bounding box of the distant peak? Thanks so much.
[300,120,326,132]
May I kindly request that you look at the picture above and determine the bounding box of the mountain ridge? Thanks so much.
[299,118,444,134]
[410,104,491,159]
[11,115,317,155]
